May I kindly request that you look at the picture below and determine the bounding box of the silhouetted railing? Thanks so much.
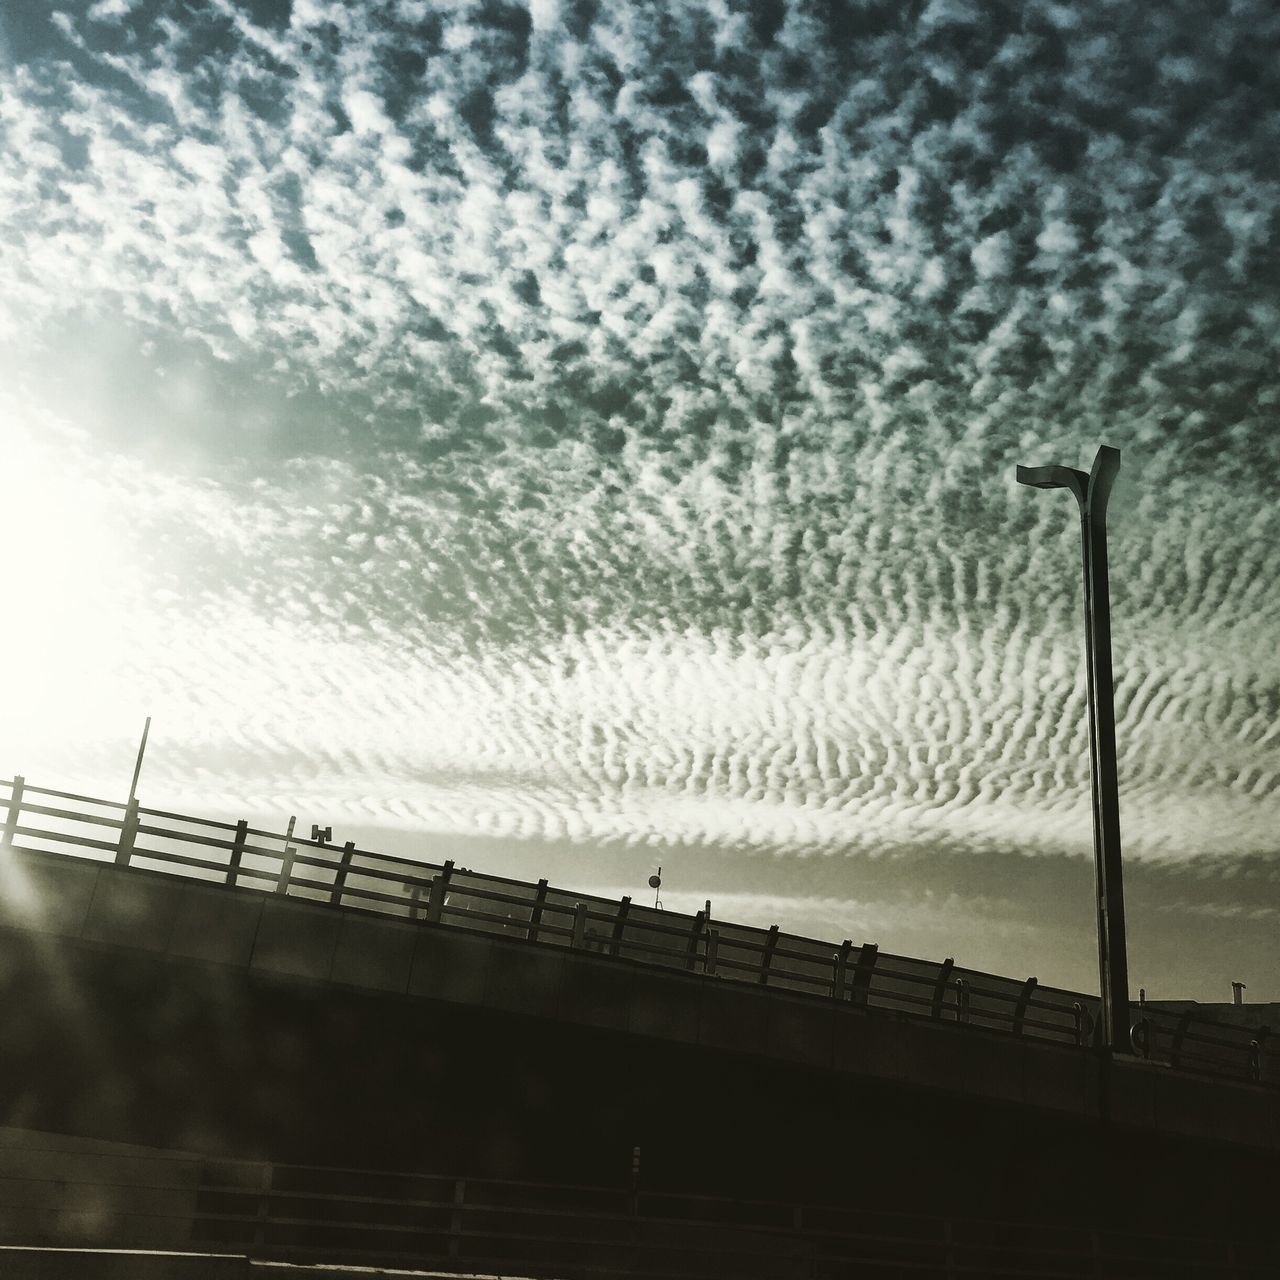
[0,775,1272,1089]
[0,1142,1271,1277]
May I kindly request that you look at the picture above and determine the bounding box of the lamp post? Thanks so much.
[1016,446,1131,1054]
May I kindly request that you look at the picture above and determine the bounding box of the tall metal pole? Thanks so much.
[1016,447,1131,1053]
[128,716,151,807]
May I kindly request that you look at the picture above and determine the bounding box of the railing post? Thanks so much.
[449,1178,465,1259]
[226,820,248,886]
[685,909,706,972]
[329,840,356,906]
[1013,977,1038,1034]
[955,977,969,1024]
[571,901,589,950]
[1,775,23,854]
[931,957,955,1019]
[425,860,454,924]
[610,896,632,957]
[527,878,549,943]
[832,940,852,1000]
[253,1162,273,1250]
[1169,1009,1194,1069]
[851,943,879,1007]
[276,816,296,894]
[1072,1001,1086,1047]
[1248,1029,1267,1083]
[758,924,780,985]
[116,798,139,867]
[1131,1015,1152,1060]
[704,928,719,975]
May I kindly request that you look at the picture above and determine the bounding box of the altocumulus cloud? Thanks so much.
[1,1,1279,989]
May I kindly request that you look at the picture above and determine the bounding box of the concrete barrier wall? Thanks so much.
[0,1127,200,1250]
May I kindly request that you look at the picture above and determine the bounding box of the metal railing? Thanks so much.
[0,1144,1272,1278]
[0,774,1272,1088]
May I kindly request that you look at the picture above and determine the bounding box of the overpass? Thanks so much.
[0,774,1276,1276]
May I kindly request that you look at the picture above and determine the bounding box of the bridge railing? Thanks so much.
[0,774,1272,1088]
[0,1141,1272,1277]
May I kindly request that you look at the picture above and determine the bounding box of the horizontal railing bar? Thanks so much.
[136,807,242,832]
[438,904,538,930]
[272,837,448,878]
[12,826,119,854]
[135,825,237,852]
[871,990,940,1013]
[6,842,113,865]
[13,782,127,808]
[873,965,948,990]
[2,1187,1257,1270]
[130,846,243,877]
[287,877,417,912]
[286,851,435,888]
[10,801,125,830]
[189,1212,1262,1277]
[8,1149,1267,1262]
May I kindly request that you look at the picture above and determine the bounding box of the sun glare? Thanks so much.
[0,412,133,760]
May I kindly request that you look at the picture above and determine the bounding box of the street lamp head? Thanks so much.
[1016,462,1089,502]
[1017,465,1068,489]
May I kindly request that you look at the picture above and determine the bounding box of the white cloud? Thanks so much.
[0,3,1276,958]
[87,0,138,22]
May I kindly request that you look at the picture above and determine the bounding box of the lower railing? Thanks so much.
[0,1144,1272,1279]
[0,774,1273,1089]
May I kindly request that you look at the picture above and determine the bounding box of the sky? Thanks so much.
[1,0,1277,1000]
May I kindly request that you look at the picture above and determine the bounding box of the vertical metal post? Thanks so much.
[1012,977,1038,1035]
[276,816,297,894]
[1017,446,1132,1053]
[527,878,549,943]
[704,928,719,975]
[832,939,852,1000]
[449,1178,465,1258]
[610,896,632,957]
[931,957,955,1020]
[685,909,706,972]
[329,841,356,906]
[253,1162,273,1248]
[128,717,151,807]
[426,860,454,924]
[758,923,780,985]
[116,798,139,867]
[851,942,879,1007]
[1,775,24,853]
[226,819,248,886]
[571,901,589,949]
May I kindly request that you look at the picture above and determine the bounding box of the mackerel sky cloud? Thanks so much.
[1,0,1277,996]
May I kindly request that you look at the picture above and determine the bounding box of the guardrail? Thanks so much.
[0,1144,1272,1278]
[0,774,1272,1089]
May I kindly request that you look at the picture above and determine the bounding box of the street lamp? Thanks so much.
[1016,445,1132,1054]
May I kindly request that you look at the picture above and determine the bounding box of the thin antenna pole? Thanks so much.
[128,716,151,806]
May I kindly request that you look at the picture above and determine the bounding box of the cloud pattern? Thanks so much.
[1,1,1278,992]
